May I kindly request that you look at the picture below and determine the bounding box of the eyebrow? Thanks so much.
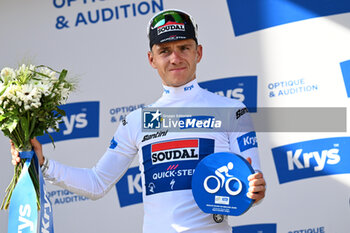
[157,43,194,50]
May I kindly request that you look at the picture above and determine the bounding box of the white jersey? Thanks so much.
[44,79,261,233]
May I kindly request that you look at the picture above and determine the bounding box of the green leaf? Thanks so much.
[55,107,66,117]
[45,129,56,148]
[58,69,68,82]
[28,115,36,139]
[20,117,30,142]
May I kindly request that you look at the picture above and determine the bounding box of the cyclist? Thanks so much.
[11,9,266,233]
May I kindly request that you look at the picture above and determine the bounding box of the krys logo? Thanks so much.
[115,166,142,208]
[37,101,99,144]
[199,76,257,112]
[272,137,350,184]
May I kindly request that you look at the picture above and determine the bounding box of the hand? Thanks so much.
[246,157,266,203]
[247,172,266,203]
[11,138,45,166]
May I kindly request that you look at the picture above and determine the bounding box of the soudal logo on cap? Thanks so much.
[272,137,350,184]
[157,22,185,35]
[151,139,199,165]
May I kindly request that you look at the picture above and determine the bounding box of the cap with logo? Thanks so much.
[147,9,198,49]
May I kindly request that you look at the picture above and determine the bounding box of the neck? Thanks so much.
[161,79,200,98]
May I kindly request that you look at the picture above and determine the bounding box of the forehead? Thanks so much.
[152,39,197,50]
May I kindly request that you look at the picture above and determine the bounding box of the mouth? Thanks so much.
[169,67,186,72]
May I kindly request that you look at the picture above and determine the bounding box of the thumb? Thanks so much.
[247,157,252,165]
[30,138,44,165]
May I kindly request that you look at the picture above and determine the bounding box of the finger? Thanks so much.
[248,172,263,181]
[248,185,266,193]
[12,159,17,166]
[11,154,21,165]
[247,191,265,203]
[247,157,252,165]
[249,178,266,187]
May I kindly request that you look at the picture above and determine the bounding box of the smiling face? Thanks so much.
[148,39,203,87]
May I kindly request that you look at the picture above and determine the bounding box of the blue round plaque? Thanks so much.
[192,152,255,216]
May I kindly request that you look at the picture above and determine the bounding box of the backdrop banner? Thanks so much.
[1,0,350,232]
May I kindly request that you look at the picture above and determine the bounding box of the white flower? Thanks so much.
[36,82,52,96]
[15,84,41,107]
[24,104,31,111]
[30,102,41,108]
[1,67,16,84]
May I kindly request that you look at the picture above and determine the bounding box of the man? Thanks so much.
[12,9,266,233]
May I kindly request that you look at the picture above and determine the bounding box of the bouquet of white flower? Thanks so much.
[0,64,75,210]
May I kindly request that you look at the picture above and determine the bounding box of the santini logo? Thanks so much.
[272,137,350,184]
[38,101,100,144]
[199,76,257,112]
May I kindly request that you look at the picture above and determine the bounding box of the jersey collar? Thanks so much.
[162,79,201,99]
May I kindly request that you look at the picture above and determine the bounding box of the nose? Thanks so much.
[169,50,182,64]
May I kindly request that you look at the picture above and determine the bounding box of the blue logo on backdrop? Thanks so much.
[340,60,350,98]
[237,131,258,152]
[226,0,350,36]
[232,223,277,233]
[37,101,100,144]
[192,152,254,216]
[199,76,257,112]
[115,167,142,207]
[272,137,350,184]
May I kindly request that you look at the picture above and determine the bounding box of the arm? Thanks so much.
[11,113,139,200]
[229,104,266,203]
[11,138,134,200]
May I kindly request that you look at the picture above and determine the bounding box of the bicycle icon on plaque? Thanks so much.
[192,152,255,216]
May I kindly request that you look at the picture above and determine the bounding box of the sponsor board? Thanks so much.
[267,78,318,98]
[232,223,277,233]
[53,0,164,30]
[47,189,89,205]
[109,103,145,124]
[199,76,257,112]
[226,0,350,36]
[37,101,99,144]
[288,226,325,233]
[115,167,142,207]
[272,137,350,184]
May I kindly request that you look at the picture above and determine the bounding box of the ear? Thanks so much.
[148,51,157,69]
[196,45,203,63]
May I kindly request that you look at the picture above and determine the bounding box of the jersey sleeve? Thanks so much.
[43,113,139,200]
[228,104,261,172]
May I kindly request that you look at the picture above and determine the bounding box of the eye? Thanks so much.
[180,46,190,51]
[159,49,169,55]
